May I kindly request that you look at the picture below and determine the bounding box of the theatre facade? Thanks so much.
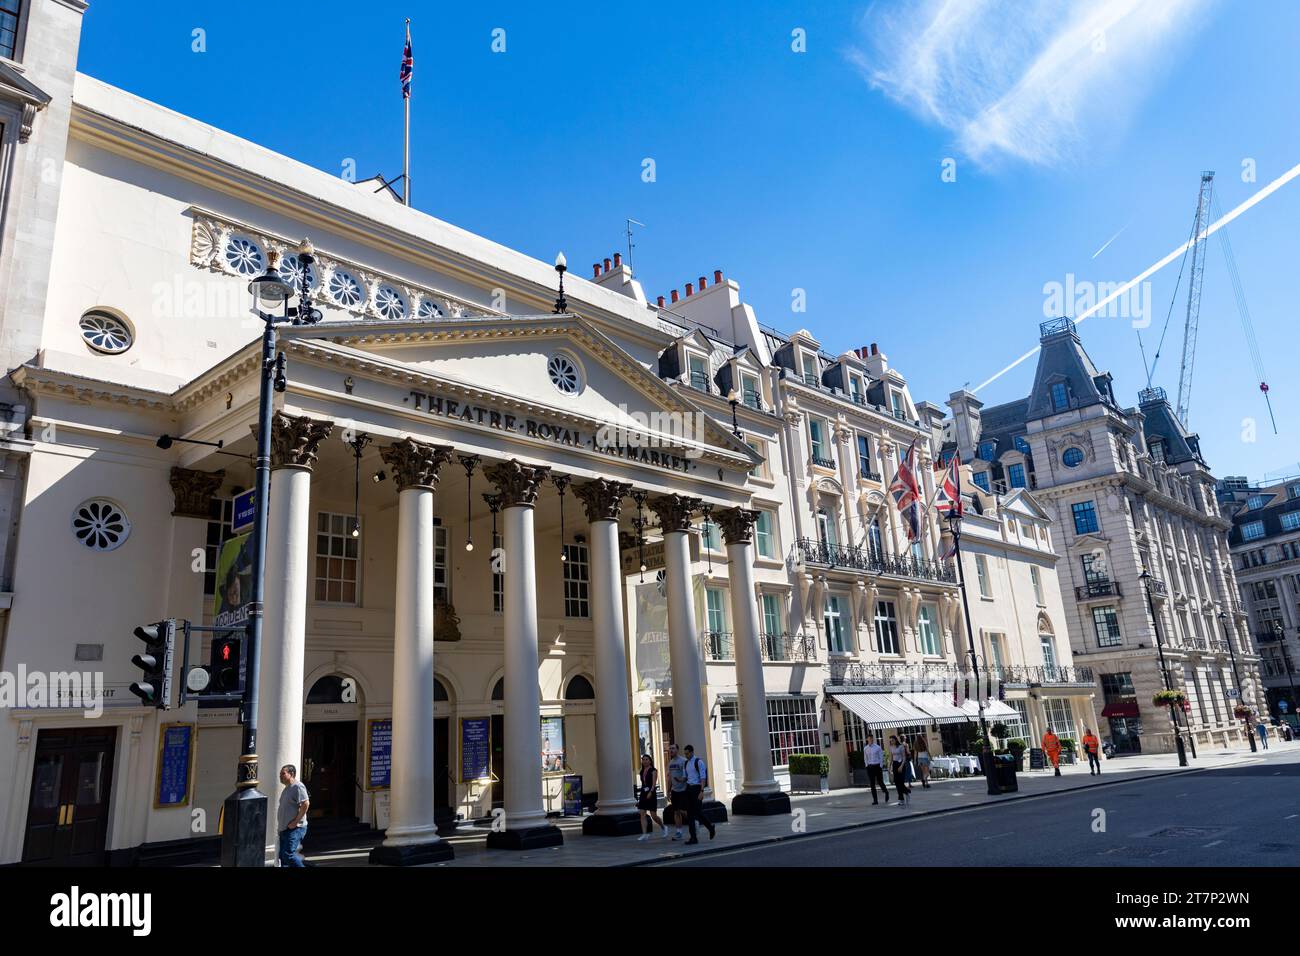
[2,25,1104,865]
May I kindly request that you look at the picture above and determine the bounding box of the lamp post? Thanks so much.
[946,507,1000,796]
[553,252,568,313]
[1140,569,1188,767]
[727,388,741,438]
[1218,610,1255,752]
[219,240,323,866]
[1271,619,1297,719]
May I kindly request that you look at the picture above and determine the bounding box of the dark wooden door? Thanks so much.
[434,718,450,813]
[302,721,357,819]
[23,727,117,866]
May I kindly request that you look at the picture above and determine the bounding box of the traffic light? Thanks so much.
[129,619,175,709]
[209,633,243,693]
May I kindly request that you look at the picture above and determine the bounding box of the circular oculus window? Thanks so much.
[72,498,131,551]
[79,310,134,354]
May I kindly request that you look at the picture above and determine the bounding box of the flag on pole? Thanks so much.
[932,449,963,518]
[888,438,923,542]
[400,25,413,99]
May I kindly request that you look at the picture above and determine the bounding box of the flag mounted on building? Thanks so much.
[400,23,413,99]
[399,20,413,206]
[932,449,963,517]
[889,438,923,542]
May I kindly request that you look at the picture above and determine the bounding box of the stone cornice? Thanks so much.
[781,376,925,439]
[12,365,174,412]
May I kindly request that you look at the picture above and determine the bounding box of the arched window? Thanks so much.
[306,675,346,704]
[434,677,449,702]
[491,678,504,701]
[565,675,595,700]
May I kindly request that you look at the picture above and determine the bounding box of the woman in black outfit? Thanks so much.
[637,754,666,840]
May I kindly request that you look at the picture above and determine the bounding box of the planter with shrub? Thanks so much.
[1153,689,1187,707]
[789,753,831,793]
[1007,738,1027,771]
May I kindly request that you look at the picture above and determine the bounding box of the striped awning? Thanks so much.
[960,699,1019,720]
[900,692,972,725]
[832,692,932,729]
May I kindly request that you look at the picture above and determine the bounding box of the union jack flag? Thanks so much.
[400,26,413,99]
[932,449,963,518]
[889,438,923,542]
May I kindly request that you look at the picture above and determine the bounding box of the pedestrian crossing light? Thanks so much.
[209,633,243,694]
[129,619,175,709]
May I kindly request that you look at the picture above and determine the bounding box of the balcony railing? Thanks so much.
[688,369,711,393]
[742,390,763,411]
[1145,577,1168,596]
[704,630,733,661]
[811,455,836,469]
[991,664,1096,686]
[859,466,882,482]
[797,537,957,584]
[1075,578,1121,600]
[1255,629,1282,644]
[761,632,817,663]
[802,373,821,389]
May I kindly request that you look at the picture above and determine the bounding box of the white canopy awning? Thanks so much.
[832,692,932,729]
[960,699,1019,720]
[900,692,972,726]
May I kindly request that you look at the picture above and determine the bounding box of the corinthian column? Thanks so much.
[716,507,790,815]
[484,460,564,849]
[574,479,641,835]
[370,437,456,865]
[257,412,332,865]
[649,493,725,822]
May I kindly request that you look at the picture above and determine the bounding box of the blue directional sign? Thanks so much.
[232,489,256,534]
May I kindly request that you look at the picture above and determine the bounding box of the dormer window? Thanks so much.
[801,353,820,388]
[890,390,907,420]
[1051,382,1069,411]
[1014,435,1031,455]
[687,353,709,392]
[1246,495,1268,510]
[978,441,996,462]
[849,374,864,403]
[1149,440,1165,463]
[740,372,761,409]
[972,471,990,492]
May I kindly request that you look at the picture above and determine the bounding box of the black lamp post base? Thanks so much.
[731,791,792,815]
[220,788,269,867]
[581,810,644,836]
[369,839,455,866]
[700,799,729,825]
[486,824,564,850]
[1175,735,1188,766]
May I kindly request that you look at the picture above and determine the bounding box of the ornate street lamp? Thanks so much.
[1140,569,1189,766]
[220,239,323,867]
[1217,609,1255,752]
[553,251,568,313]
[946,505,1000,796]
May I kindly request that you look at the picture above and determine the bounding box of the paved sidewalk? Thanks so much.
[305,742,1285,868]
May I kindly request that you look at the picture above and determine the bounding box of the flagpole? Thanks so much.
[403,18,411,206]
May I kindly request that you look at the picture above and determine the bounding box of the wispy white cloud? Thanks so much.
[848,0,1211,167]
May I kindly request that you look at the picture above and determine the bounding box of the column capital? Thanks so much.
[381,438,455,491]
[485,460,551,508]
[169,467,224,518]
[647,493,701,533]
[255,412,334,471]
[716,506,760,546]
[573,479,632,522]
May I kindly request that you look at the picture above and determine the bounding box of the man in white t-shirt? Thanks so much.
[277,765,310,867]
[863,736,887,806]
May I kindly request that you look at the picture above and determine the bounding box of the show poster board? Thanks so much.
[460,716,491,782]
[154,723,195,808]
[562,775,583,816]
[1029,747,1045,770]
[540,716,565,774]
[367,718,391,791]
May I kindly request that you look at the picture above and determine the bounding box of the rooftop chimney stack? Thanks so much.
[685,282,694,297]
[698,275,707,290]
[657,295,665,308]
[714,269,723,284]
[603,257,612,273]
[670,289,679,304]
[592,263,601,278]
[613,252,622,268]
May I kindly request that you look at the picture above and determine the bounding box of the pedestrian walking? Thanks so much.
[888,735,910,806]
[913,736,932,789]
[636,754,667,841]
[864,735,887,806]
[277,765,311,868]
[682,744,716,844]
[665,743,688,840]
[1082,728,1101,775]
[1042,728,1062,776]
[1257,720,1269,750]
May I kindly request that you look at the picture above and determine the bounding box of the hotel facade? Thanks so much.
[1,0,1140,867]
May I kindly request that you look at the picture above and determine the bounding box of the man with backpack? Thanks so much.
[681,744,716,845]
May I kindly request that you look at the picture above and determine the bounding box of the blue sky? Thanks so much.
[76,1,1298,482]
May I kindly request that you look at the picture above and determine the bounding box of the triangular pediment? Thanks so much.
[286,314,758,467]
[1002,488,1050,521]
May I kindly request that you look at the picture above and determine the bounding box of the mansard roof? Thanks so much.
[1025,318,1117,421]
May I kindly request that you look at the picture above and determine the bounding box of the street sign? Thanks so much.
[232,489,256,534]
[1280,700,1290,713]
[1227,688,1238,699]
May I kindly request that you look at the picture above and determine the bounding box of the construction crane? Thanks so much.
[1139,170,1276,434]
[1175,171,1214,426]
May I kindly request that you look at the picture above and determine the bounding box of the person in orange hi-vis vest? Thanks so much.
[1042,729,1062,777]
[1081,728,1102,776]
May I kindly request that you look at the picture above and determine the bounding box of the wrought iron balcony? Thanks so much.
[688,369,711,393]
[811,455,836,469]
[828,661,957,688]
[1075,578,1121,600]
[802,373,822,389]
[1145,576,1168,596]
[859,466,882,482]
[796,537,957,584]
[742,389,763,411]
[703,630,733,661]
[991,664,1096,686]
[761,632,817,663]
[1255,627,1283,644]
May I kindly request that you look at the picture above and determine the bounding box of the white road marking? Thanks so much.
[1202,840,1224,848]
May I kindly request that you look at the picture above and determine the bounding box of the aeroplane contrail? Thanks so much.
[1091,223,1128,259]
[972,161,1300,395]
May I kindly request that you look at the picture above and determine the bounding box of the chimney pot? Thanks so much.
[714,269,723,284]
[670,289,679,304]
[613,252,622,267]
[685,282,694,296]
[698,275,707,289]
[603,257,612,273]
[657,295,665,308]
[593,263,601,278]
[871,343,879,356]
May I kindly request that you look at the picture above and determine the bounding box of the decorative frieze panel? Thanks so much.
[188,209,503,323]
